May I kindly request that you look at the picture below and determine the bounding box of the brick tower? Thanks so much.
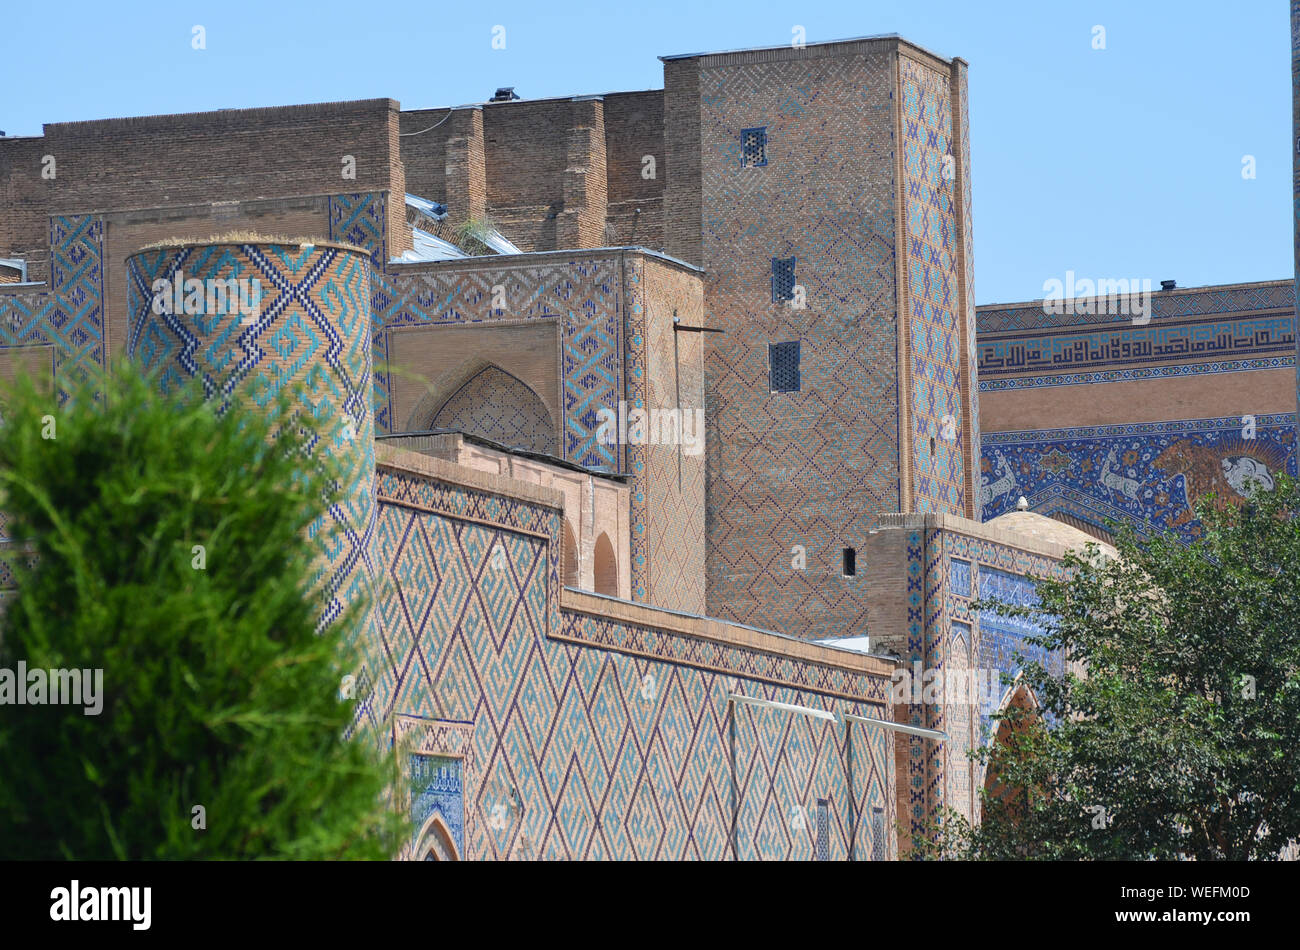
[662,36,978,642]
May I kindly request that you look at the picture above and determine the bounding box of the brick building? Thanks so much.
[2,30,1265,858]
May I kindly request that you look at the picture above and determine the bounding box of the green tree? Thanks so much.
[938,477,1300,860]
[0,365,404,859]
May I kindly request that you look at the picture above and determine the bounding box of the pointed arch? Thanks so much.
[983,681,1042,812]
[414,812,461,861]
[408,363,556,455]
[593,531,618,597]
[563,519,579,589]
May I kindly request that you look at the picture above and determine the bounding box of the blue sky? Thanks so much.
[1,0,1291,303]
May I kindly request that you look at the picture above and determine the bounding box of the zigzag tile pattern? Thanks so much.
[371,465,895,859]
[700,53,899,640]
[330,193,622,469]
[125,242,376,633]
[0,215,105,405]
[900,56,964,515]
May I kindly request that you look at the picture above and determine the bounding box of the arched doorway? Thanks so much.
[983,681,1041,814]
[414,813,460,861]
[563,519,579,588]
[593,532,618,597]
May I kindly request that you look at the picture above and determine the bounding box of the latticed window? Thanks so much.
[871,807,886,861]
[815,800,830,861]
[769,341,800,393]
[771,256,796,302]
[741,127,767,167]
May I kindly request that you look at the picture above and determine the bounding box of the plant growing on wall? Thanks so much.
[0,365,405,859]
[925,478,1300,860]
[453,215,502,256]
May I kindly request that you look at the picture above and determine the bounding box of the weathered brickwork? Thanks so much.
[671,40,974,642]
[0,100,408,266]
[630,255,706,612]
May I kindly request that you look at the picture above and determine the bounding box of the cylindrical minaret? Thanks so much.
[124,240,376,637]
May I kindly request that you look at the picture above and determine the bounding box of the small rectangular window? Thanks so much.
[871,806,886,862]
[769,341,800,393]
[741,127,767,167]
[771,256,796,302]
[815,800,830,861]
[842,547,856,577]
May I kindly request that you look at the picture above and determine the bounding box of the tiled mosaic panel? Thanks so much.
[409,754,465,857]
[332,193,623,470]
[944,533,1067,811]
[430,365,557,456]
[981,415,1298,539]
[903,529,1067,843]
[125,243,376,632]
[0,215,105,405]
[975,567,1059,735]
[0,215,107,540]
[371,467,894,859]
[978,311,1295,391]
[900,56,965,516]
[629,258,707,611]
[700,52,900,640]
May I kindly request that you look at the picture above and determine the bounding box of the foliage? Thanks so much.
[0,364,405,859]
[936,478,1300,860]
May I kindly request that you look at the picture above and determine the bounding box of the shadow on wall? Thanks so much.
[593,531,618,597]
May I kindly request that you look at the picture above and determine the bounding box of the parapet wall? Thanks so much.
[371,443,898,860]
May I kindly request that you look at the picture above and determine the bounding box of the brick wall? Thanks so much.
[603,91,665,249]
[680,39,912,641]
[0,99,407,266]
[369,446,898,860]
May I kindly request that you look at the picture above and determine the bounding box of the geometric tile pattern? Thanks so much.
[900,56,964,515]
[372,463,896,859]
[430,365,557,455]
[903,526,1067,844]
[981,415,1298,540]
[700,52,903,640]
[0,215,105,406]
[332,194,700,614]
[978,356,1296,394]
[331,194,623,471]
[125,242,376,633]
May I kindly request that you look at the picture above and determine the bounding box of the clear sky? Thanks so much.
[1,0,1291,304]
